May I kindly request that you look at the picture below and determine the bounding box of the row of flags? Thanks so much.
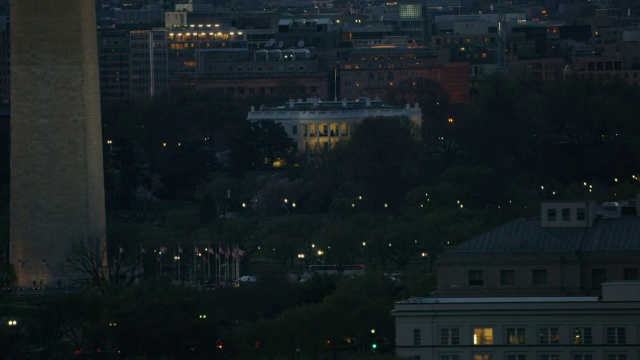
[140,244,246,259]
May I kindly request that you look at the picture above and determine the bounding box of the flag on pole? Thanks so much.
[160,246,167,254]
[119,247,124,254]
[140,244,147,253]
[195,246,200,255]
[208,247,215,255]
[178,245,183,254]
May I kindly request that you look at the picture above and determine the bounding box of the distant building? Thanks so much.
[247,97,422,153]
[339,44,470,103]
[394,282,640,360]
[129,29,169,100]
[436,199,640,298]
[98,29,132,104]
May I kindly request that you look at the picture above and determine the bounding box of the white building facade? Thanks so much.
[247,97,422,153]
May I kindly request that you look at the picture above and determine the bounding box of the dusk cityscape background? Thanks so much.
[2,0,640,359]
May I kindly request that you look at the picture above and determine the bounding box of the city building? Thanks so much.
[0,9,8,104]
[435,199,640,298]
[338,44,470,103]
[246,97,422,153]
[129,29,169,100]
[394,282,640,360]
[98,29,132,104]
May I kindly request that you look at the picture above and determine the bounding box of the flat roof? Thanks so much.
[396,296,599,304]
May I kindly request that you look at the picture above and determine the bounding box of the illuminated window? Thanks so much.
[441,328,460,345]
[539,327,559,344]
[473,328,493,345]
[506,328,525,344]
[474,355,492,360]
[573,327,592,344]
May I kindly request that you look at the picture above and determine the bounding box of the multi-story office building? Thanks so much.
[129,29,169,100]
[339,44,470,103]
[435,199,640,298]
[246,97,422,153]
[394,282,640,360]
[98,30,131,104]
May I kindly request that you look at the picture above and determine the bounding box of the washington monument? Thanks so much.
[10,0,106,286]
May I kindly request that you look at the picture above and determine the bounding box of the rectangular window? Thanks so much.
[547,208,556,221]
[592,269,606,290]
[441,328,460,345]
[469,270,484,286]
[292,125,298,135]
[623,268,638,280]
[573,327,592,344]
[607,355,627,360]
[501,270,515,285]
[413,328,421,346]
[607,327,626,344]
[540,355,560,360]
[473,328,494,345]
[532,269,548,285]
[577,208,585,221]
[474,355,492,360]
[574,355,593,360]
[539,327,559,344]
[507,328,525,344]
[440,356,459,360]
[562,208,571,221]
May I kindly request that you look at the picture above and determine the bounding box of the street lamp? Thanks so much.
[8,320,17,326]
[297,253,305,272]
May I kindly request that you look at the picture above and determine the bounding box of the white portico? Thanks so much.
[247,97,422,153]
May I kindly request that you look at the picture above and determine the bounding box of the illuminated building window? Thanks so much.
[539,327,559,344]
[506,328,525,344]
[473,328,493,345]
[573,327,592,344]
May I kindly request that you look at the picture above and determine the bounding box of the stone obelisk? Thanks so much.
[10,0,106,287]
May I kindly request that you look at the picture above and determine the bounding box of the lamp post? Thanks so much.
[297,253,305,273]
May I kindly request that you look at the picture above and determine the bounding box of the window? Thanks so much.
[606,327,626,344]
[413,328,421,346]
[292,126,298,135]
[473,328,493,345]
[573,327,592,344]
[623,268,638,280]
[607,355,627,360]
[507,356,526,360]
[507,328,525,344]
[440,355,459,360]
[577,208,585,221]
[539,327,559,344]
[469,270,484,286]
[562,208,571,221]
[532,269,548,285]
[474,355,492,360]
[441,328,460,345]
[574,355,593,360]
[547,208,556,221]
[592,269,606,290]
[501,270,515,285]
[540,355,559,360]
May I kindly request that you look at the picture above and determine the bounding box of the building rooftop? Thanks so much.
[397,296,599,304]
